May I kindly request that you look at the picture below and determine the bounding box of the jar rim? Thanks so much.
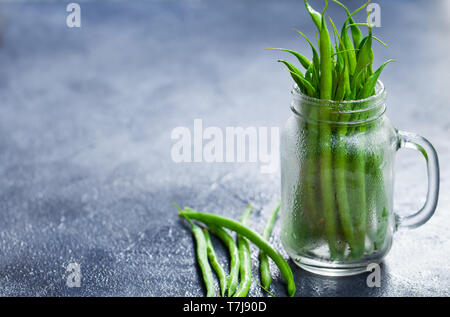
[290,81,387,125]
[291,80,386,109]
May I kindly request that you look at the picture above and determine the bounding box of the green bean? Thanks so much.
[304,0,322,31]
[373,36,388,47]
[359,60,395,99]
[289,70,316,97]
[277,60,309,94]
[341,25,357,76]
[372,153,389,252]
[354,63,393,256]
[329,17,346,100]
[298,99,322,235]
[261,202,281,245]
[259,201,281,290]
[351,21,377,256]
[294,29,320,93]
[335,68,355,255]
[346,89,368,257]
[305,63,313,83]
[328,18,358,254]
[203,228,228,297]
[357,35,369,52]
[354,26,373,90]
[252,276,275,297]
[331,55,339,100]
[179,208,296,297]
[333,0,370,49]
[319,2,333,100]
[234,236,251,297]
[173,202,216,296]
[348,63,369,101]
[207,225,240,296]
[265,48,312,70]
[293,28,323,228]
[375,206,389,250]
[233,205,253,297]
[187,218,216,297]
[364,152,388,251]
[318,1,339,259]
[334,109,357,254]
[335,14,358,77]
[330,14,362,256]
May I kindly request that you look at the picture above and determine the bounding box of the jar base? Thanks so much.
[291,255,383,277]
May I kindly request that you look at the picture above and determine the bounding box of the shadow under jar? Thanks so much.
[280,81,440,276]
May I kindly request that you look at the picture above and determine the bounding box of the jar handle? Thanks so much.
[395,130,440,229]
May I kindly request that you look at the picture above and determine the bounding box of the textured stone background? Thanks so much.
[0,0,448,296]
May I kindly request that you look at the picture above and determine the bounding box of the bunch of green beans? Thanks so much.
[177,202,295,297]
[268,0,393,260]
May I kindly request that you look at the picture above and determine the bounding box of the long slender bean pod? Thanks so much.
[278,60,308,94]
[233,205,253,297]
[329,17,357,254]
[259,201,281,290]
[203,228,228,297]
[265,48,312,70]
[319,2,333,100]
[374,196,389,250]
[173,202,216,296]
[334,108,357,253]
[207,225,240,296]
[333,0,370,49]
[179,208,296,297]
[364,151,388,251]
[304,0,322,31]
[294,29,322,232]
[294,29,321,92]
[318,1,340,259]
[350,22,377,257]
[187,218,216,297]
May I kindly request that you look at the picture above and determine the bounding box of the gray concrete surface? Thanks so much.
[0,0,448,296]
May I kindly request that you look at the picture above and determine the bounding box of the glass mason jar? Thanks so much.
[280,81,440,276]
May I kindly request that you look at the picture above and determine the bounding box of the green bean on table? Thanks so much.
[259,201,281,290]
[185,217,216,297]
[203,228,228,297]
[207,224,240,296]
[233,205,253,297]
[179,208,296,297]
